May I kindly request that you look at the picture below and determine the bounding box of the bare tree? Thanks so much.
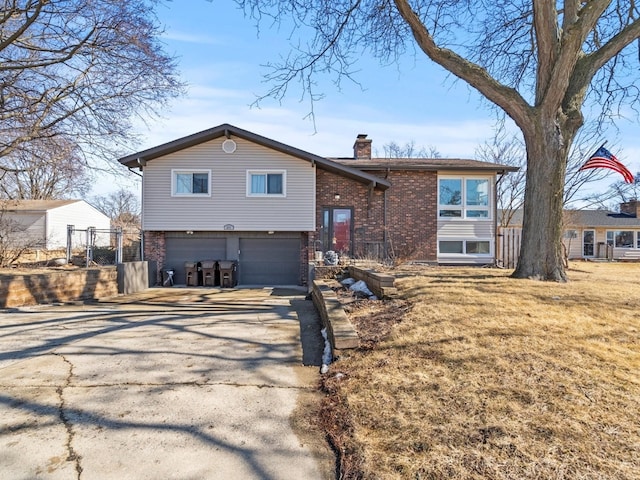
[234,0,640,281]
[379,140,441,158]
[0,0,183,168]
[582,172,640,210]
[476,128,527,228]
[0,135,91,199]
[92,188,141,231]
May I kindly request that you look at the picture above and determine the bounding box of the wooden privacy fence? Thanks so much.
[497,227,521,269]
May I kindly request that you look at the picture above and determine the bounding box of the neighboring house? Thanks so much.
[502,202,640,262]
[118,124,516,286]
[0,200,111,250]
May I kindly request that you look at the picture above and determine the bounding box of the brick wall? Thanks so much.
[144,231,166,285]
[315,168,438,262]
[380,170,437,261]
[0,268,118,308]
[315,169,386,259]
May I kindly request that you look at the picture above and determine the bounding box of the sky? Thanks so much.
[106,0,640,202]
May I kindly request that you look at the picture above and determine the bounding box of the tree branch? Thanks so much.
[393,0,533,129]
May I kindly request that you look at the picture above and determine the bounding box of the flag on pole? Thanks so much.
[579,145,634,184]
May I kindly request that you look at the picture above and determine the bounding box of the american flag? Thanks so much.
[579,145,634,184]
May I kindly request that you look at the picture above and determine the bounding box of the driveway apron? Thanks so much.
[0,288,332,480]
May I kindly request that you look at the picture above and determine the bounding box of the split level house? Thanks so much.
[118,123,517,286]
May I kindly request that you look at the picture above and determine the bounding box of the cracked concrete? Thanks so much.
[0,287,333,479]
[53,353,83,479]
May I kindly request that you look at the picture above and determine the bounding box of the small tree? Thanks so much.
[92,188,141,247]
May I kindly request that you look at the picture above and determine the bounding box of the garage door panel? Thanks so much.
[239,238,300,285]
[165,237,226,284]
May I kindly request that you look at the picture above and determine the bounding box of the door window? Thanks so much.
[322,207,353,256]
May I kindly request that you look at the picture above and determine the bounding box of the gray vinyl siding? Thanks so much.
[141,137,316,231]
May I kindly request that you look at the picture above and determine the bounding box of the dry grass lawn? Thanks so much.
[322,262,640,479]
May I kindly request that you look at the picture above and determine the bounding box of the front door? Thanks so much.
[583,229,595,257]
[322,207,353,256]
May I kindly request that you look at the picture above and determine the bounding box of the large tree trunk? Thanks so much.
[513,118,571,281]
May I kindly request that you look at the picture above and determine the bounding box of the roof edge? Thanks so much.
[118,123,390,190]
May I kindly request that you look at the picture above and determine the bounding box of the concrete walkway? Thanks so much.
[0,287,334,479]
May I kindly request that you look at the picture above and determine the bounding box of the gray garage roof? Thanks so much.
[333,157,519,173]
[506,209,640,227]
[1,199,79,212]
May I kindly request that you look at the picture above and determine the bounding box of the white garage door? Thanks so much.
[239,237,301,286]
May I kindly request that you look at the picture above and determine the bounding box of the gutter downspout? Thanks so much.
[128,163,144,261]
[383,189,388,261]
[495,172,505,267]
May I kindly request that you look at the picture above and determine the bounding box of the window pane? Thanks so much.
[267,173,283,194]
[439,209,462,218]
[606,231,614,246]
[192,173,208,194]
[439,179,462,205]
[176,173,192,193]
[251,174,266,194]
[615,231,634,248]
[466,210,489,218]
[466,179,489,206]
[467,241,490,254]
[439,241,463,254]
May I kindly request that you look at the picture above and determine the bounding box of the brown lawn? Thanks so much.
[321,262,640,479]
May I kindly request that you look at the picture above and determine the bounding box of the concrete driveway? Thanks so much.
[0,287,334,479]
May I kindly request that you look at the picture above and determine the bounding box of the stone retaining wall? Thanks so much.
[0,268,118,308]
[311,280,359,352]
[347,266,398,298]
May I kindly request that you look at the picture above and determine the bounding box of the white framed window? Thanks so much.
[439,239,492,255]
[606,230,636,248]
[171,169,211,197]
[247,170,286,197]
[438,176,491,219]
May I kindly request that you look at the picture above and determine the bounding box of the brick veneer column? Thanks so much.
[143,231,165,285]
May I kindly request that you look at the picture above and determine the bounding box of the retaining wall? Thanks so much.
[311,280,359,351]
[347,266,398,299]
[0,262,151,308]
[0,267,118,308]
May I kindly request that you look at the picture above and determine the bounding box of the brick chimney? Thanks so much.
[620,199,640,217]
[353,134,372,160]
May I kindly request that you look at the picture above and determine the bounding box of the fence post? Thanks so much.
[115,227,123,264]
[85,226,96,267]
[66,225,74,264]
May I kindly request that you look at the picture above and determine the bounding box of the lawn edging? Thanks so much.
[311,279,359,351]
[347,266,398,299]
